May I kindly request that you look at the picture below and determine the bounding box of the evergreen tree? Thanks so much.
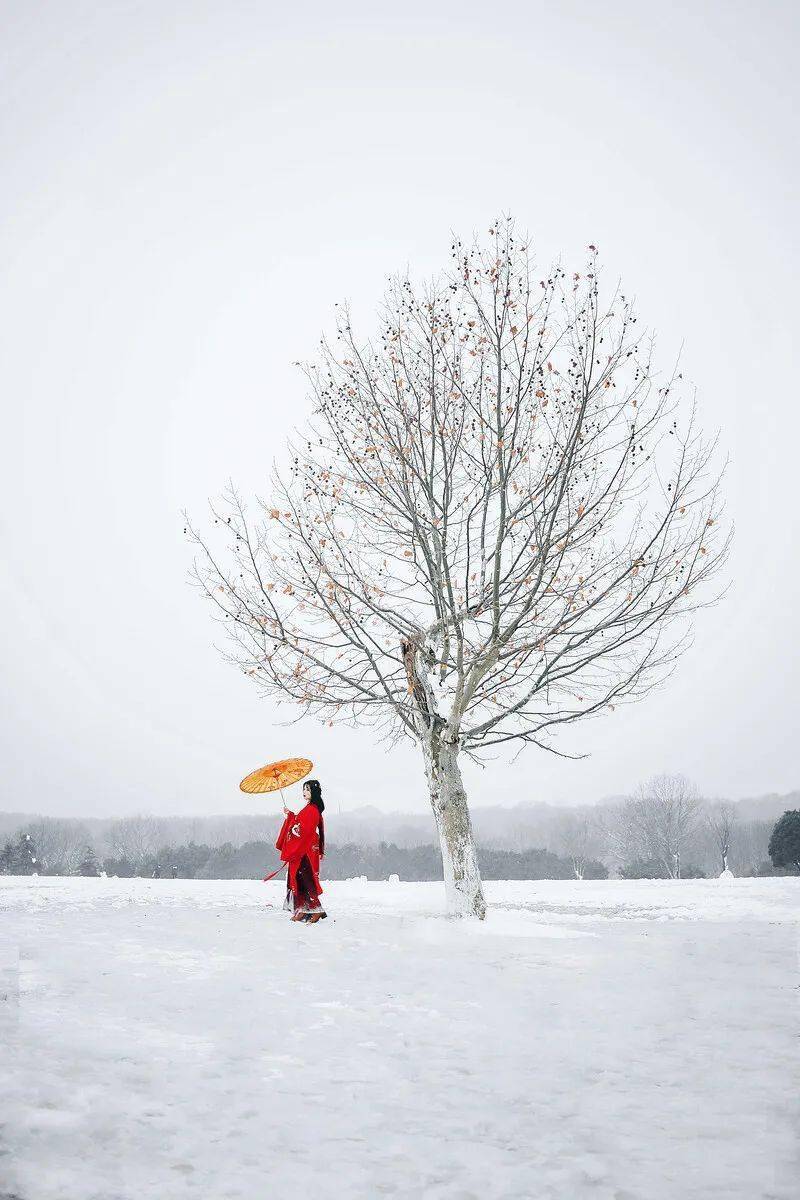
[0,840,14,874]
[0,833,39,875]
[18,833,37,873]
[20,832,38,872]
[78,845,100,877]
[768,811,800,873]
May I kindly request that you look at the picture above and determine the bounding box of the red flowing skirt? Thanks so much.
[288,854,324,912]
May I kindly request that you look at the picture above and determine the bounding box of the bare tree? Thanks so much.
[103,816,159,867]
[187,219,728,917]
[731,818,772,875]
[23,818,92,875]
[598,802,644,876]
[706,800,738,874]
[552,810,603,879]
[614,774,702,878]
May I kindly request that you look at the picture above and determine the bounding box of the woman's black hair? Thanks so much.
[305,778,325,855]
[305,778,324,813]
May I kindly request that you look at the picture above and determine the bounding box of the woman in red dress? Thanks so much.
[275,779,326,923]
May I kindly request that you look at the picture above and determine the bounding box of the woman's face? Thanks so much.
[303,783,311,803]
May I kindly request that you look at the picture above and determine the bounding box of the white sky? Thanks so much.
[1,0,798,818]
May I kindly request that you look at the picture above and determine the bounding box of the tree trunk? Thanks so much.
[420,727,486,919]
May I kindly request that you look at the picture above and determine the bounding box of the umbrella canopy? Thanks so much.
[239,757,313,795]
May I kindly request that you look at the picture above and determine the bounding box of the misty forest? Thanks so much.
[2,779,795,882]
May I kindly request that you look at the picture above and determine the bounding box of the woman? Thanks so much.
[275,778,326,923]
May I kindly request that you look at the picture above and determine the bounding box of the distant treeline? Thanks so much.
[2,798,796,880]
[1,834,609,881]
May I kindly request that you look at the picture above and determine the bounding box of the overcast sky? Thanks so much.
[1,0,797,819]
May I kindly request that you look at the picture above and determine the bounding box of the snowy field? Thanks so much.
[1,877,797,1200]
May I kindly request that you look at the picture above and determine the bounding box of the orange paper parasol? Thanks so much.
[239,757,313,797]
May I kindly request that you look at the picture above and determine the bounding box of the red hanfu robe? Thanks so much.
[275,803,324,911]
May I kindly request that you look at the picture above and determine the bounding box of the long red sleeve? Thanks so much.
[278,805,318,864]
[275,812,294,853]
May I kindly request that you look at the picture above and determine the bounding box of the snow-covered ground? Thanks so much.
[1,877,797,1200]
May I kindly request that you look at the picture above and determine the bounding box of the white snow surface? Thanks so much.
[1,876,797,1200]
